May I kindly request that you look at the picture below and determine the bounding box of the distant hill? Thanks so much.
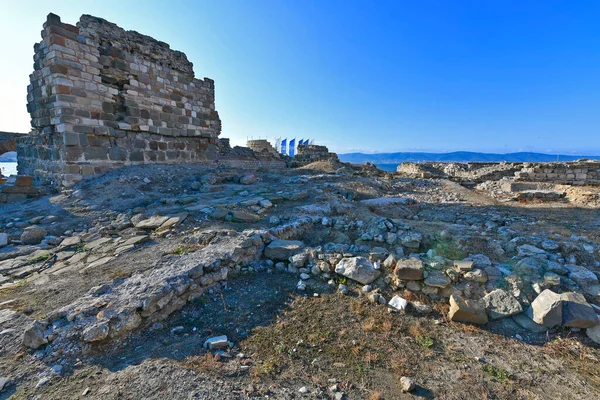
[0,151,16,162]
[338,151,600,164]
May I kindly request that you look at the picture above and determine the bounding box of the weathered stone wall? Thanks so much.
[397,160,600,186]
[289,144,339,167]
[21,13,221,187]
[246,140,280,157]
[515,161,600,185]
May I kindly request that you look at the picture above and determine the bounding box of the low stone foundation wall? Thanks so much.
[515,161,600,185]
[397,160,600,186]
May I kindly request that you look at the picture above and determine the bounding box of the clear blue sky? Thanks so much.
[1,0,599,154]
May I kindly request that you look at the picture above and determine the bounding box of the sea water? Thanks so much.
[0,162,18,176]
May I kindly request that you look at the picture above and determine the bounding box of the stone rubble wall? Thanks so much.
[21,13,221,187]
[37,231,266,351]
[28,220,316,354]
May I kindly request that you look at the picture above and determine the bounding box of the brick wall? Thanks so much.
[21,13,221,187]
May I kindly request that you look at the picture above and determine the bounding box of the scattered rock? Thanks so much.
[587,324,600,344]
[561,292,599,328]
[424,270,451,288]
[82,323,110,343]
[204,335,230,350]
[526,289,562,327]
[22,320,48,349]
[394,258,424,280]
[388,295,408,311]
[20,226,47,245]
[483,289,523,320]
[401,233,422,250]
[400,376,416,392]
[448,295,488,325]
[464,269,488,283]
[334,257,381,285]
[454,260,474,272]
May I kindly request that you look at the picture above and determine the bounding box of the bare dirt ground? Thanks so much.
[1,163,599,399]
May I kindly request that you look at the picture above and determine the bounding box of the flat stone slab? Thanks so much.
[134,216,170,229]
[264,240,304,261]
[59,236,81,249]
[122,235,150,246]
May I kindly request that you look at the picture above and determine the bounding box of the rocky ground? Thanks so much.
[1,162,599,399]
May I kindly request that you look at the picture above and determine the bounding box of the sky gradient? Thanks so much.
[1,0,599,154]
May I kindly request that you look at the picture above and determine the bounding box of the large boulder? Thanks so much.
[264,240,304,261]
[20,226,47,245]
[483,289,523,320]
[526,289,562,327]
[561,292,599,328]
[394,258,424,280]
[448,295,488,325]
[335,257,381,285]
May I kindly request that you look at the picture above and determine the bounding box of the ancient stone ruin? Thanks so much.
[20,14,222,187]
[398,160,600,186]
[246,139,280,157]
[289,143,339,167]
